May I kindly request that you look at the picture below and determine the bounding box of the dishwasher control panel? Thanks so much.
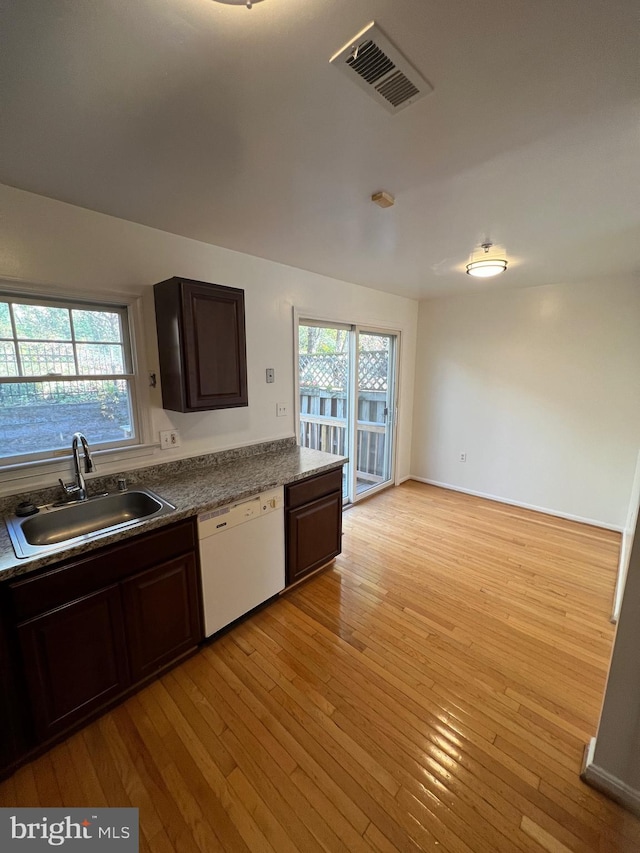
[198,487,283,538]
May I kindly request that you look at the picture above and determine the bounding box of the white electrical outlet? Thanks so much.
[459,452,467,462]
[160,429,181,449]
[276,402,288,417]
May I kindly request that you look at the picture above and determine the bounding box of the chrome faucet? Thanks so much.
[59,432,95,501]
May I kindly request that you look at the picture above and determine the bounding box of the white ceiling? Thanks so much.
[0,0,638,300]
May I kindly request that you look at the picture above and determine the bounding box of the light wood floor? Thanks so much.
[2,482,639,852]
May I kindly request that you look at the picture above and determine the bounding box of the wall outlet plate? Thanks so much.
[266,368,275,383]
[160,429,181,449]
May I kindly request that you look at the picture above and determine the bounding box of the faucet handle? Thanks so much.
[59,478,82,497]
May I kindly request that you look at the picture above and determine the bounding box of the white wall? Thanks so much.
[613,451,640,621]
[586,506,640,809]
[411,277,640,528]
[0,184,418,491]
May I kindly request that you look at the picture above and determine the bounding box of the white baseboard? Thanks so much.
[408,477,623,533]
[581,738,640,817]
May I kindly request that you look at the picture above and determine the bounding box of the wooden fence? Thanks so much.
[299,390,387,484]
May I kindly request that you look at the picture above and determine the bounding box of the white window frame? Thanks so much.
[0,281,154,491]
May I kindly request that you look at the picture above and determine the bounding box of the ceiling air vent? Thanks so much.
[330,22,433,114]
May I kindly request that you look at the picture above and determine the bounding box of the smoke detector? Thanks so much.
[330,22,433,114]
[371,191,395,208]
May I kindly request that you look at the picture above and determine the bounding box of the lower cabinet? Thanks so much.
[18,585,130,741]
[0,610,22,774]
[285,467,343,585]
[122,553,200,683]
[2,518,202,773]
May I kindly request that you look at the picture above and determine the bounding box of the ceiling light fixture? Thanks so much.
[212,0,263,7]
[466,242,508,278]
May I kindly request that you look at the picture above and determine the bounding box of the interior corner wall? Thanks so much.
[613,451,640,621]
[0,184,418,489]
[410,277,640,528]
[590,506,640,801]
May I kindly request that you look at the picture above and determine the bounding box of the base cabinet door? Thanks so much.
[17,585,129,741]
[121,554,202,684]
[286,491,342,585]
[0,616,20,775]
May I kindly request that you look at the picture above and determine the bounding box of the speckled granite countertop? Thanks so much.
[0,439,346,580]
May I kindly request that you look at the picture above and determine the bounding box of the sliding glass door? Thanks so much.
[298,320,398,504]
[298,322,351,498]
[354,331,396,497]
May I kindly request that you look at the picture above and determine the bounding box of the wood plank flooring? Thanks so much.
[2,481,639,851]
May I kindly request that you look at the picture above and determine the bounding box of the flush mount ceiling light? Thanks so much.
[212,0,264,7]
[466,242,508,278]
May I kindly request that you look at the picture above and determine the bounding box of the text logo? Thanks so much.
[0,809,138,851]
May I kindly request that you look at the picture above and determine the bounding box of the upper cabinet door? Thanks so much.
[154,277,248,412]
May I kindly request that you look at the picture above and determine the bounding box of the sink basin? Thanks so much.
[5,488,176,559]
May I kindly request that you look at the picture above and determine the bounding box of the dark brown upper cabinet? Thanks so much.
[154,277,248,412]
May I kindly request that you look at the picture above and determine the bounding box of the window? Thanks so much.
[0,293,140,465]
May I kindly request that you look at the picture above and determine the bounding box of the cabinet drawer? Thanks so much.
[8,519,196,622]
[285,468,342,510]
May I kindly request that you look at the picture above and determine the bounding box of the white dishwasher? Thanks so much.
[198,487,285,637]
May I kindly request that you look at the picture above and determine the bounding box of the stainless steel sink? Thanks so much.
[5,488,176,559]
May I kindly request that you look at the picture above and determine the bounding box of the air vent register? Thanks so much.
[330,22,433,114]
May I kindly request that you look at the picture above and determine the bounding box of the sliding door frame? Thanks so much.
[293,308,401,505]
[351,326,399,503]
